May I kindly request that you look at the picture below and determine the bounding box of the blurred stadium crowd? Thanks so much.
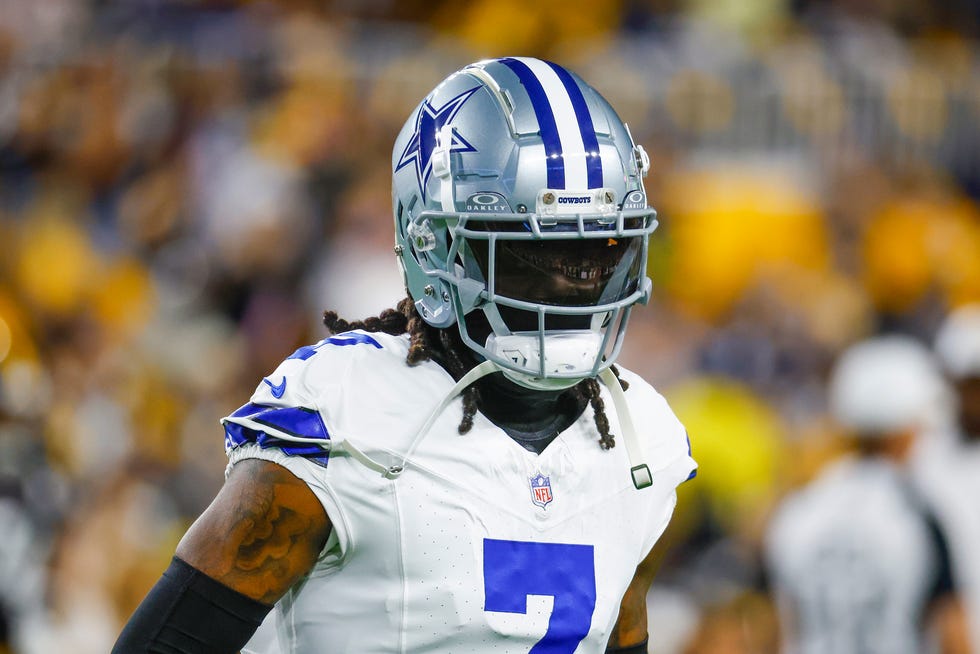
[0,0,979,652]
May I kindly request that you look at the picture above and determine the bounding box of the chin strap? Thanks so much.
[599,368,653,489]
[340,360,501,479]
[341,360,651,490]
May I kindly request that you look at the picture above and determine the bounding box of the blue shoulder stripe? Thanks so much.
[286,332,383,361]
[325,332,383,348]
[224,422,330,468]
[499,57,565,189]
[547,62,602,189]
[228,403,329,440]
[230,402,267,418]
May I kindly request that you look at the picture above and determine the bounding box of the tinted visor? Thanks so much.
[467,232,644,308]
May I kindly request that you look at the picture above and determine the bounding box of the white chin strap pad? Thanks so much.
[486,332,602,390]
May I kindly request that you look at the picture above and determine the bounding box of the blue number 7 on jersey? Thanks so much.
[483,539,597,653]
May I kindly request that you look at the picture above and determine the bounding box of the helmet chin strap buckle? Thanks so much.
[599,367,653,491]
[630,464,653,489]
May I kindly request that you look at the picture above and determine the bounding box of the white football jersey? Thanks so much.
[222,330,696,654]
[912,432,980,653]
[765,458,950,654]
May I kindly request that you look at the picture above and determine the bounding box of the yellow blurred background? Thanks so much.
[0,1,979,652]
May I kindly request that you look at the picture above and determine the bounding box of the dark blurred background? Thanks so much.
[0,1,978,652]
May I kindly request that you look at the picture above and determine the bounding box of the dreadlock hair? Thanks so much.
[322,297,630,450]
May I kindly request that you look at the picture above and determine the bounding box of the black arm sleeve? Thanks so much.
[112,556,272,654]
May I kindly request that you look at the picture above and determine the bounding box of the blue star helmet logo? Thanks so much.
[396,86,481,201]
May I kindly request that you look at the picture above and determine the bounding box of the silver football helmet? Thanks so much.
[392,57,656,390]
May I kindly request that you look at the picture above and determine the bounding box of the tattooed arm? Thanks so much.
[112,459,331,653]
[176,458,332,604]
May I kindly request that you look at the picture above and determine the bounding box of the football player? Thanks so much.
[765,336,969,654]
[913,305,980,653]
[113,57,697,654]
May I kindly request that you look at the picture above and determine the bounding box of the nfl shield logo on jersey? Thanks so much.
[529,472,553,509]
